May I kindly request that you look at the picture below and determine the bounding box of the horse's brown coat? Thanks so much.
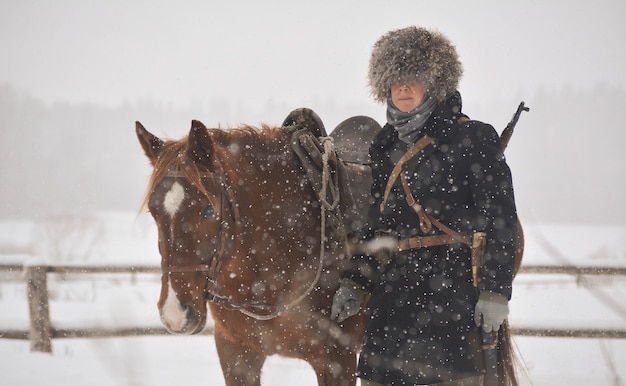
[137,120,366,386]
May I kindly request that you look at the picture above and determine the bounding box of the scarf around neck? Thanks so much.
[386,95,437,144]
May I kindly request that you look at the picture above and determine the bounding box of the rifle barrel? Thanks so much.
[500,101,529,152]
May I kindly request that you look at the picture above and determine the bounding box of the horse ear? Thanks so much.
[188,120,213,165]
[136,121,164,166]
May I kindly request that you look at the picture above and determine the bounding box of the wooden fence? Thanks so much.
[1,263,625,353]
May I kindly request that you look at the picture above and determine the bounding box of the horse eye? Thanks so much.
[201,205,215,219]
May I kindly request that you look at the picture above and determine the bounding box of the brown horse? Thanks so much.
[136,117,371,386]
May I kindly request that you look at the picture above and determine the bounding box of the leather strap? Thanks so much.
[400,174,433,234]
[398,233,472,251]
[400,174,473,248]
[380,129,474,251]
[379,135,434,213]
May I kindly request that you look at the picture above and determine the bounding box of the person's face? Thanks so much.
[390,82,425,113]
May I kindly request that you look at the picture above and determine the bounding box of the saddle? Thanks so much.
[282,108,380,238]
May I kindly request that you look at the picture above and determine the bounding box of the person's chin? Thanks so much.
[399,102,416,112]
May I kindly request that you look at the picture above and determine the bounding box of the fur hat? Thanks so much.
[368,26,463,103]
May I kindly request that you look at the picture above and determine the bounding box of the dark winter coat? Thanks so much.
[346,92,518,385]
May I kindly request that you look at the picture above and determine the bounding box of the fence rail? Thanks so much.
[1,263,625,353]
[518,265,626,275]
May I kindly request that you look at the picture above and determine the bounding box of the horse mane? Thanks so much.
[141,124,287,211]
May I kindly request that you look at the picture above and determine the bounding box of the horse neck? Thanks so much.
[220,132,296,212]
[227,153,305,231]
[214,134,324,301]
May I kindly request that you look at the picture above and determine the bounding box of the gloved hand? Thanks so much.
[474,291,509,333]
[330,279,367,323]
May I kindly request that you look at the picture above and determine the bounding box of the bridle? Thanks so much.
[159,170,226,277]
[156,168,316,321]
[157,137,336,321]
[158,169,241,317]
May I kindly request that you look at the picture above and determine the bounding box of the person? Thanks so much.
[330,26,519,386]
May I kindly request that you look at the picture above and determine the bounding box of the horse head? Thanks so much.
[136,120,232,334]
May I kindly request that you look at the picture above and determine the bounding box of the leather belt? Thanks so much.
[397,232,472,251]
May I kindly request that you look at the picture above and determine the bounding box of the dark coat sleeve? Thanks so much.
[460,121,518,299]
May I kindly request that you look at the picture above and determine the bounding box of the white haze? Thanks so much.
[0,0,625,224]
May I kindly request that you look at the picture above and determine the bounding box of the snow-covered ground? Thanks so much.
[1,212,625,385]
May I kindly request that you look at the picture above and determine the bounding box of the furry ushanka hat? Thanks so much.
[368,26,463,103]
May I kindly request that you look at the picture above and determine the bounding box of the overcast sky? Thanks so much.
[1,0,625,127]
[1,0,625,224]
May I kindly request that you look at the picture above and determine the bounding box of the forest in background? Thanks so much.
[1,83,625,225]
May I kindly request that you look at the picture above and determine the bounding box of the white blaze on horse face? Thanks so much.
[160,280,188,332]
[164,181,185,218]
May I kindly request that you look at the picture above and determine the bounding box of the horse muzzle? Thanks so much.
[160,302,207,335]
[158,281,208,335]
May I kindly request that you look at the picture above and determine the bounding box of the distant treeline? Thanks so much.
[1,83,625,224]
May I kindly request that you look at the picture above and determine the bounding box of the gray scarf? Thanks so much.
[386,96,437,144]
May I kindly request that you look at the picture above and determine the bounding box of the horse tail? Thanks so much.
[496,318,528,386]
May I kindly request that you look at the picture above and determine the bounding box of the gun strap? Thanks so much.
[400,173,472,247]
[379,118,477,246]
[379,135,433,213]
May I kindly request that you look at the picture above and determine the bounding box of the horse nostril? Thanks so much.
[179,303,198,331]
[185,304,196,321]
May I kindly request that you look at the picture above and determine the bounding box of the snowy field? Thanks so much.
[1,212,625,385]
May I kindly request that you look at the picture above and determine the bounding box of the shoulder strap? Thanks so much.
[400,173,471,246]
[379,135,433,213]
[379,118,472,244]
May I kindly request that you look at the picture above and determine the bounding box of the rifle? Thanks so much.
[482,101,529,386]
[500,101,529,152]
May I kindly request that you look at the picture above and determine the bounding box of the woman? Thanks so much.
[331,26,518,385]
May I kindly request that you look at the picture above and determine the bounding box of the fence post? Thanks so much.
[25,265,52,353]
